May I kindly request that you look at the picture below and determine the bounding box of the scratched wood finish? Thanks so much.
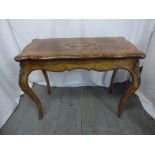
[14,37,145,119]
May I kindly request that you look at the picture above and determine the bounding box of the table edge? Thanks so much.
[14,54,145,62]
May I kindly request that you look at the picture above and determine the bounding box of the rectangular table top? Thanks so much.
[14,37,145,62]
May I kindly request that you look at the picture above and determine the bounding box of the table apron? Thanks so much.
[20,59,138,73]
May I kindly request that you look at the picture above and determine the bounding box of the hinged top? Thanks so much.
[14,37,145,61]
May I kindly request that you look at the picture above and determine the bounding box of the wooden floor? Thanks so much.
[1,82,155,135]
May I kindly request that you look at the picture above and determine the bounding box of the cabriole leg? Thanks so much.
[42,70,51,94]
[118,62,140,117]
[19,66,44,119]
[109,69,118,93]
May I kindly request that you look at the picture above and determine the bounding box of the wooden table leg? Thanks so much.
[118,63,140,117]
[42,70,51,94]
[19,67,43,119]
[109,69,118,93]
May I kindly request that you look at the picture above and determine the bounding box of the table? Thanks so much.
[14,37,145,119]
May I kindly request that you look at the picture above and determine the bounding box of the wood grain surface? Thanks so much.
[14,37,145,61]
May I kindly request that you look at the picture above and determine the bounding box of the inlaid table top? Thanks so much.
[15,37,145,61]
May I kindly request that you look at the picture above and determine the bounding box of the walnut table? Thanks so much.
[14,37,145,119]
